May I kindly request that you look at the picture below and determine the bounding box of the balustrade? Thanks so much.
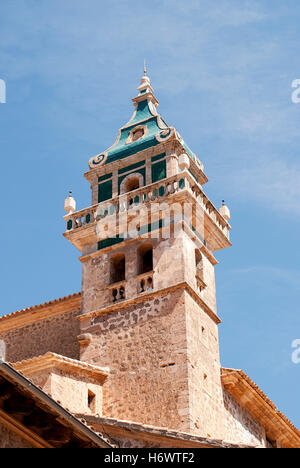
[64,171,230,240]
[107,282,126,303]
[137,273,154,294]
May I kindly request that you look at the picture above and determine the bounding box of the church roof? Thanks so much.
[77,415,255,449]
[222,368,300,448]
[0,292,81,332]
[88,72,199,169]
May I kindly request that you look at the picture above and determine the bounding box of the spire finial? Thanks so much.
[135,62,158,107]
[138,61,151,91]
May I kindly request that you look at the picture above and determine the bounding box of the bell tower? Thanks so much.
[63,72,231,438]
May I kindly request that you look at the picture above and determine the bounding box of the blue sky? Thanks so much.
[0,0,300,428]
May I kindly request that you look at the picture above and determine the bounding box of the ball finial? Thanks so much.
[64,191,76,214]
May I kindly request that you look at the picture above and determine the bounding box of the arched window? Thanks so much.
[120,172,144,195]
[138,243,153,275]
[126,176,140,193]
[110,253,125,284]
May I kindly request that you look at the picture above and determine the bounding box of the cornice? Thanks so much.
[0,293,82,332]
[13,352,109,382]
[84,143,174,183]
[222,368,300,448]
[78,281,221,325]
[76,415,254,448]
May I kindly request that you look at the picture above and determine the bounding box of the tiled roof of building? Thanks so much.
[13,352,109,380]
[0,292,81,324]
[0,360,112,448]
[88,73,200,169]
[78,415,255,449]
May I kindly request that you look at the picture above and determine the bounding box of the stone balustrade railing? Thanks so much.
[64,171,230,240]
[107,281,126,303]
[137,272,154,294]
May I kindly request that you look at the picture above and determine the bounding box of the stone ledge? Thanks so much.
[78,281,221,325]
[76,414,255,449]
[222,368,300,448]
[13,352,109,383]
[0,293,82,332]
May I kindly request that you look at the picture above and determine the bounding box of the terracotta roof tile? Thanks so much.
[0,292,81,322]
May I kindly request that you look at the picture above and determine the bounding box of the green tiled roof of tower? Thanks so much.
[88,71,199,169]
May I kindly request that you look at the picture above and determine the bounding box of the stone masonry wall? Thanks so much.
[222,389,266,447]
[184,291,224,439]
[80,289,192,432]
[50,369,102,415]
[25,369,52,395]
[21,367,103,416]
[0,308,81,363]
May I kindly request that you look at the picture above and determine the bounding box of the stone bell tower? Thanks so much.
[63,71,231,438]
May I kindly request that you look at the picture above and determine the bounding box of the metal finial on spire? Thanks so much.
[137,61,153,98]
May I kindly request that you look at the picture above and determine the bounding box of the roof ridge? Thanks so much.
[0,292,81,322]
[221,367,300,440]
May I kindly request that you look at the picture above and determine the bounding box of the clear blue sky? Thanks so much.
[0,0,300,428]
